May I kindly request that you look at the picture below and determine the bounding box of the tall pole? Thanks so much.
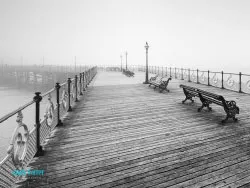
[120,55,123,72]
[125,51,128,70]
[143,42,149,84]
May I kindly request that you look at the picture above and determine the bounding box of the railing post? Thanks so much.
[79,73,83,95]
[75,75,78,102]
[188,69,191,82]
[181,68,184,80]
[170,67,172,77]
[82,72,86,91]
[56,83,63,126]
[67,78,72,111]
[197,69,199,84]
[87,70,89,86]
[239,72,242,93]
[221,71,224,89]
[208,70,210,86]
[34,92,44,157]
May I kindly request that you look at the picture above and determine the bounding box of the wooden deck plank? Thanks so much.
[18,72,250,188]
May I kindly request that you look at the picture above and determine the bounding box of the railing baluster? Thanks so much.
[170,67,172,77]
[34,92,44,157]
[181,68,184,80]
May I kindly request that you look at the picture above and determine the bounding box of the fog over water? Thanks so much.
[1,0,250,73]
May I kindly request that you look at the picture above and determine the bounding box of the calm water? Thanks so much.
[0,87,49,162]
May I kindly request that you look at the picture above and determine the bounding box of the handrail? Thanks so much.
[41,87,56,97]
[0,100,35,124]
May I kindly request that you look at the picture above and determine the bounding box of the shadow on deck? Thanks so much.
[18,72,250,188]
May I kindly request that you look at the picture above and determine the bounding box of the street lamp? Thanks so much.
[125,51,128,70]
[120,55,123,72]
[143,42,149,84]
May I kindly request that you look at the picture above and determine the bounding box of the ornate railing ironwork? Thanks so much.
[137,66,250,94]
[0,66,97,187]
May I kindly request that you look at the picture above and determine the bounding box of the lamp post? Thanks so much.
[125,51,128,70]
[120,55,123,72]
[143,42,149,84]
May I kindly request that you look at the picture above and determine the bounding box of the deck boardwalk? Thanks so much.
[18,72,250,188]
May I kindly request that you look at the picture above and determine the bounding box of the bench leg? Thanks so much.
[222,115,229,123]
[233,117,238,122]
[198,105,212,112]
[198,104,204,112]
[163,86,170,92]
[182,97,194,104]
[198,100,212,112]
[222,115,238,123]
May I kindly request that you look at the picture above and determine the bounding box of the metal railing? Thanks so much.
[140,66,250,94]
[0,66,97,187]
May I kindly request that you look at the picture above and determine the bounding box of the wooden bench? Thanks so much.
[149,75,172,92]
[122,69,134,77]
[180,84,239,123]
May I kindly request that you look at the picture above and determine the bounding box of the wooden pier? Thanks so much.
[17,71,250,187]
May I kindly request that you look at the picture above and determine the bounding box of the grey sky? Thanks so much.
[1,0,250,72]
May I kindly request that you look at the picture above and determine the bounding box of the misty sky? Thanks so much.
[1,0,250,72]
